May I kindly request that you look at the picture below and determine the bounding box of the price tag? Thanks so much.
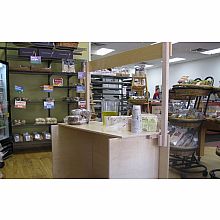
[76,85,85,93]
[30,56,41,64]
[15,100,26,109]
[15,85,24,93]
[53,78,63,87]
[44,101,55,109]
[78,72,86,79]
[78,101,86,109]
[42,85,53,92]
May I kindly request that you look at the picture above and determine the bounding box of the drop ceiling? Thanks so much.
[91,42,220,69]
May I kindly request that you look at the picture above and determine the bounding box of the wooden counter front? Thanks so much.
[52,122,165,179]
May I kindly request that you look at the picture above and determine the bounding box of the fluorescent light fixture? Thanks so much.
[169,57,186,63]
[200,48,220,55]
[96,48,115,56]
[151,42,178,45]
[145,64,154,68]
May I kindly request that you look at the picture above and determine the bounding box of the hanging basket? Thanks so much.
[168,117,204,128]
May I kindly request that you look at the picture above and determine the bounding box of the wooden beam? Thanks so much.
[88,43,163,72]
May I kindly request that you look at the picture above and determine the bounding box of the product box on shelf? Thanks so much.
[53,50,73,59]
[55,42,79,48]
[19,48,38,57]
[38,49,54,58]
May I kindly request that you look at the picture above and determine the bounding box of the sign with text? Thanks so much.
[14,100,26,109]
[53,78,63,87]
[78,72,86,79]
[43,101,55,109]
[30,56,41,64]
[42,85,53,92]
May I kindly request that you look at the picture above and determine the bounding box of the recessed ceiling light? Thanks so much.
[96,48,115,56]
[200,48,220,55]
[169,57,186,63]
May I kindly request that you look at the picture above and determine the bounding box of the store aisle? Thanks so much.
[1,152,52,179]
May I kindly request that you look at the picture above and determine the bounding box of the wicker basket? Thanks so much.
[128,99,148,105]
[170,146,197,157]
[55,42,79,48]
[168,117,204,128]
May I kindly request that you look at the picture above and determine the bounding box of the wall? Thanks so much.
[147,56,220,97]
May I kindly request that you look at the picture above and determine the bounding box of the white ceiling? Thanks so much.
[91,42,220,69]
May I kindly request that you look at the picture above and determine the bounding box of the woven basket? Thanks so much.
[168,117,204,128]
[128,99,148,105]
[173,86,212,96]
[55,42,79,48]
[170,146,197,157]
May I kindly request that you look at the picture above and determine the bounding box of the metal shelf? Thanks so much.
[91,74,132,79]
[9,70,77,76]
[92,87,123,90]
[6,55,86,63]
[12,123,60,127]
[91,81,131,85]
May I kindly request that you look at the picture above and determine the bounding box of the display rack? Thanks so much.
[90,74,132,118]
[0,42,87,151]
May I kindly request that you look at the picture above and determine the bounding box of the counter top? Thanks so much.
[58,121,159,139]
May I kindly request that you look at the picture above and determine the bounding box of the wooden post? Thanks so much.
[86,43,91,111]
[159,42,171,178]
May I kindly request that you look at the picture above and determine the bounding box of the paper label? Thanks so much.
[43,85,53,92]
[30,56,41,64]
[15,85,24,93]
[53,78,63,87]
[44,101,55,109]
[76,85,85,93]
[15,100,26,109]
[78,72,86,79]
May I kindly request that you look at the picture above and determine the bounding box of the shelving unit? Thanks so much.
[0,42,87,151]
[90,74,132,118]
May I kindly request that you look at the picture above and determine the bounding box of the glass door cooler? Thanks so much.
[0,60,13,166]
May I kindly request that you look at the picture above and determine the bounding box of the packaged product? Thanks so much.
[142,114,158,132]
[33,132,43,141]
[42,132,51,140]
[105,116,131,131]
[23,132,33,142]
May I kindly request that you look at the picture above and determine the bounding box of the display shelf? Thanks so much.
[92,87,123,90]
[9,70,77,76]
[91,74,132,79]
[12,123,60,127]
[0,42,88,152]
[14,140,52,151]
[5,55,86,63]
[91,81,131,85]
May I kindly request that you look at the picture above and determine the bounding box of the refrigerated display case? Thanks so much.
[0,60,13,165]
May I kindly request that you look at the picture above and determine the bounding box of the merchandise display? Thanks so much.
[0,42,87,151]
[65,109,91,125]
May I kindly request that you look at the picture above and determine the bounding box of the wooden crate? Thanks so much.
[55,42,79,48]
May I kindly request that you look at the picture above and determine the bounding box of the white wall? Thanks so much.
[147,56,220,98]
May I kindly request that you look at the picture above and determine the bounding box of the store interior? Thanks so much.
[0,42,220,179]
